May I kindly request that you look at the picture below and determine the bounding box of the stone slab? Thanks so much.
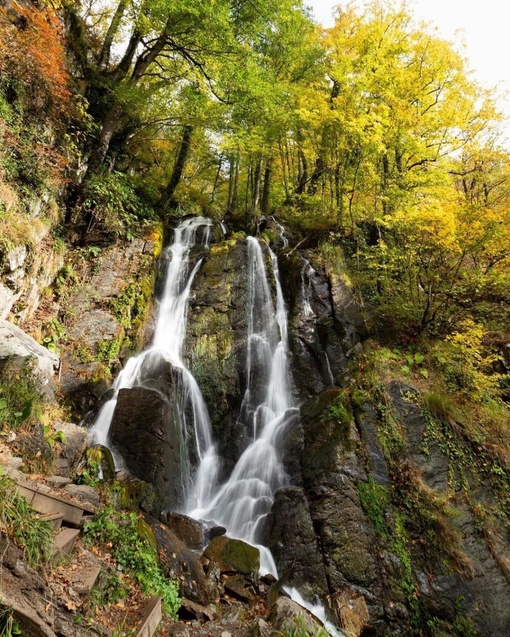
[134,596,162,637]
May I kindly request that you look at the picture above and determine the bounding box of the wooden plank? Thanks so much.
[38,512,64,530]
[51,528,80,563]
[134,597,162,637]
[72,565,102,595]
[15,481,93,525]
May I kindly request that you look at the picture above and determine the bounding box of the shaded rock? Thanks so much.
[13,423,53,471]
[114,469,160,517]
[327,589,371,637]
[109,385,183,512]
[63,484,100,510]
[263,486,328,599]
[267,598,324,636]
[357,404,390,486]
[203,536,260,579]
[178,599,217,622]
[299,390,384,621]
[162,512,204,550]
[388,381,449,492]
[224,574,255,603]
[249,617,272,637]
[205,525,227,543]
[147,516,220,605]
[47,476,71,488]
[52,420,88,477]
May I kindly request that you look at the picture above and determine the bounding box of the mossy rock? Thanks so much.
[300,388,343,422]
[203,535,259,579]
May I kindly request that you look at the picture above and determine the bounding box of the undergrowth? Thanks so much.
[0,473,53,568]
[83,506,180,617]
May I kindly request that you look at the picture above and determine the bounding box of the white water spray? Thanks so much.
[186,238,297,554]
[88,216,220,505]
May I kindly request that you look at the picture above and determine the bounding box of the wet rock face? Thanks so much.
[296,389,388,628]
[277,250,364,399]
[263,486,328,599]
[184,236,249,472]
[109,385,184,513]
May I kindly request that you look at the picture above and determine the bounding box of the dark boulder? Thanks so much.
[109,385,184,512]
[263,486,328,599]
[162,512,204,551]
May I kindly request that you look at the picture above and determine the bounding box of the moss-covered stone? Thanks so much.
[203,535,260,579]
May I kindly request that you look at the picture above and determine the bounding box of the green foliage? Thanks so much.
[82,171,155,239]
[328,399,350,426]
[358,478,389,536]
[83,507,180,616]
[0,606,22,637]
[0,360,44,431]
[76,447,102,487]
[97,338,122,364]
[42,317,67,354]
[432,320,499,400]
[0,473,53,568]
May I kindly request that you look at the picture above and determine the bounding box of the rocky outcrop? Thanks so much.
[109,384,184,513]
[184,234,249,471]
[0,212,64,324]
[0,318,59,383]
[58,228,162,417]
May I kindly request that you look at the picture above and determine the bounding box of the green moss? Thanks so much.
[358,478,389,536]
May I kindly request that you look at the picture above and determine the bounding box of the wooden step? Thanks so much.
[37,511,64,530]
[51,527,80,563]
[134,597,162,637]
[16,481,94,526]
[72,564,102,595]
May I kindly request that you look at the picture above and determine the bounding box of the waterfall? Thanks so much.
[88,219,342,635]
[186,237,297,562]
[88,216,220,505]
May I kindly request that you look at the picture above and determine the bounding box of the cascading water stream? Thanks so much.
[187,235,343,636]
[186,237,296,552]
[88,216,219,505]
[88,218,341,635]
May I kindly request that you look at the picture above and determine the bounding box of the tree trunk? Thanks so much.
[307,156,325,196]
[99,0,128,69]
[261,159,272,215]
[251,158,263,214]
[88,101,124,172]
[210,154,223,203]
[295,148,308,194]
[158,125,193,214]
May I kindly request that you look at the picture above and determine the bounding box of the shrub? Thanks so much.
[82,171,155,238]
[83,507,180,617]
[0,359,44,432]
[0,473,53,568]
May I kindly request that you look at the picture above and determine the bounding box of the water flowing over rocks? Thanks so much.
[75,217,510,636]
